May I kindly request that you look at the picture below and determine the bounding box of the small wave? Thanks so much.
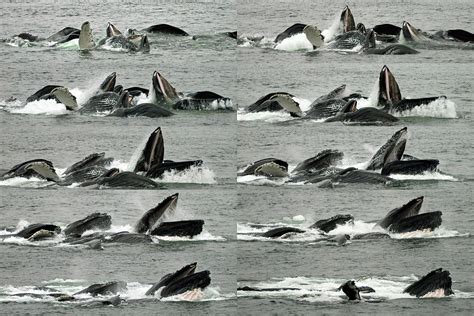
[393,98,457,118]
[274,33,313,51]
[154,165,217,184]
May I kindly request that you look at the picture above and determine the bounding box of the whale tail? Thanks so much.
[79,21,95,50]
[303,25,323,49]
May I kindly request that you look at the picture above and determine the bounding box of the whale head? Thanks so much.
[150,71,180,106]
[106,22,122,38]
[378,65,402,109]
[134,193,179,234]
[134,126,165,173]
[340,6,356,33]
[378,196,424,229]
[366,127,408,170]
[404,268,454,298]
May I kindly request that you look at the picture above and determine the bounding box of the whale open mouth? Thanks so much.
[379,65,402,108]
[340,6,356,33]
[106,22,122,37]
[152,71,179,105]
[402,21,420,41]
[100,72,116,92]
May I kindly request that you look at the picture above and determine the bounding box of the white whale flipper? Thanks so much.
[79,21,95,50]
[303,25,323,49]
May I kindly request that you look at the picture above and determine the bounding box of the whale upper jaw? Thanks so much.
[340,6,356,33]
[378,65,402,109]
[366,127,407,171]
[151,71,180,106]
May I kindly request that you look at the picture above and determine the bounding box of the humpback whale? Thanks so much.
[1,159,60,182]
[238,158,289,177]
[363,29,419,55]
[274,23,323,49]
[292,149,344,175]
[146,262,198,296]
[149,71,181,107]
[135,193,179,234]
[338,280,376,300]
[74,281,127,296]
[310,214,354,232]
[324,100,398,124]
[378,196,443,233]
[160,270,211,298]
[340,6,356,33]
[173,91,233,111]
[64,152,114,175]
[247,93,302,117]
[132,127,203,178]
[14,223,61,239]
[381,159,439,176]
[144,24,188,36]
[366,127,407,170]
[261,227,305,238]
[150,220,204,238]
[404,268,453,297]
[63,213,112,237]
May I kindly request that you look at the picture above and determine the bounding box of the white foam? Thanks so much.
[9,99,69,115]
[393,98,457,118]
[237,174,287,186]
[238,275,473,301]
[153,165,217,184]
[321,15,342,43]
[55,38,79,50]
[237,109,293,122]
[390,171,458,181]
[274,33,313,51]
[0,176,51,188]
[154,229,225,242]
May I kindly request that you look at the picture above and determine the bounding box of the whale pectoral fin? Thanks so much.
[303,25,323,49]
[28,163,60,182]
[79,22,95,50]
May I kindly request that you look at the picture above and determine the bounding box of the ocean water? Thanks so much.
[1,0,473,314]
